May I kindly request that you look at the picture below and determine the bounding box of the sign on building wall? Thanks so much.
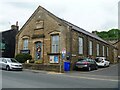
[20,50,30,54]
[50,56,54,63]
[50,55,59,63]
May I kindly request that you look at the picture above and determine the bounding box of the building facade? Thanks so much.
[16,6,118,70]
[113,40,120,60]
[0,25,18,58]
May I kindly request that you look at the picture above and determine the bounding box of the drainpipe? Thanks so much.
[68,26,73,71]
[86,36,89,57]
[69,26,72,63]
[43,21,44,64]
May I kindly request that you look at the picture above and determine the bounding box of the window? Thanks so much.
[51,35,59,53]
[107,47,109,56]
[79,37,83,54]
[102,46,105,56]
[89,41,93,55]
[97,44,100,56]
[23,39,28,50]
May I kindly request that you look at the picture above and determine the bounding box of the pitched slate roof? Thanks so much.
[113,40,120,45]
[18,5,113,46]
[38,6,112,45]
[62,20,109,44]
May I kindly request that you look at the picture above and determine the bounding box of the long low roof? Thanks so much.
[62,19,110,45]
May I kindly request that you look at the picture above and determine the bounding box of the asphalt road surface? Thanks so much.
[1,63,119,89]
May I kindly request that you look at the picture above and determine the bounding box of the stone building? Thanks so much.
[15,6,118,70]
[113,40,120,60]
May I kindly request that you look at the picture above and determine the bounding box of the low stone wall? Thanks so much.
[22,63,64,72]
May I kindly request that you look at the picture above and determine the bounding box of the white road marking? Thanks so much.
[47,71,118,82]
[46,71,118,82]
[62,75,119,82]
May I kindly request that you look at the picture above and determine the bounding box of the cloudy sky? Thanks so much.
[0,0,119,32]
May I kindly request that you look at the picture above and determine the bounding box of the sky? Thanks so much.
[0,0,119,32]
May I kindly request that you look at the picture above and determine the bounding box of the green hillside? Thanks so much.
[96,29,120,40]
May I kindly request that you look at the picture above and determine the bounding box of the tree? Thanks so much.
[95,29,120,40]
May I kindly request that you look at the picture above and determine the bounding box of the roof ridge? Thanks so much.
[16,5,115,47]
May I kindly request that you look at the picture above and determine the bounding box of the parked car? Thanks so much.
[0,58,23,71]
[95,57,110,67]
[75,58,98,71]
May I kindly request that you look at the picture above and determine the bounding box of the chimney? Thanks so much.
[16,21,18,26]
[92,31,97,35]
[11,21,19,30]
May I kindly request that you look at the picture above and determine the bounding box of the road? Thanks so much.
[1,63,119,89]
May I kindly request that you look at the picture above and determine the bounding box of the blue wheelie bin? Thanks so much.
[64,62,70,71]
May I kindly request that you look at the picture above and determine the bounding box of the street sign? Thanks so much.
[61,48,66,59]
[62,48,66,54]
[62,53,65,59]
[60,48,66,73]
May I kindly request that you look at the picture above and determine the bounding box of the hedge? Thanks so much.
[15,53,32,63]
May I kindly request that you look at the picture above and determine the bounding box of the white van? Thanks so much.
[0,58,23,71]
[95,57,110,67]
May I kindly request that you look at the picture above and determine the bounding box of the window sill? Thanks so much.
[34,28,44,30]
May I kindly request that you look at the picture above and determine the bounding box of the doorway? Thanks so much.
[35,42,42,60]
